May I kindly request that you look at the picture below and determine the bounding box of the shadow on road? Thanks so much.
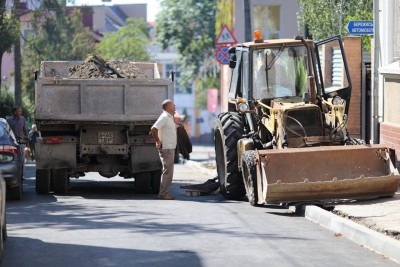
[1,236,203,267]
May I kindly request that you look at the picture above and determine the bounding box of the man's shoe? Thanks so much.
[158,194,175,200]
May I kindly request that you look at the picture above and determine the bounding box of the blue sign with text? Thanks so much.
[347,20,374,35]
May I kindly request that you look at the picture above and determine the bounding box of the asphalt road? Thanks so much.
[1,162,398,267]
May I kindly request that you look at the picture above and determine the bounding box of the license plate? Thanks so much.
[98,132,113,144]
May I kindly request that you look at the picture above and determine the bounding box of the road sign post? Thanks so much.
[347,20,374,35]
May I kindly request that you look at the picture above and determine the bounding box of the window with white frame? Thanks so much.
[252,4,281,39]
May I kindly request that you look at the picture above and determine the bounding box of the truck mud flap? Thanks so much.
[256,144,400,204]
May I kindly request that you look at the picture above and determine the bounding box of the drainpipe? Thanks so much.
[371,0,380,144]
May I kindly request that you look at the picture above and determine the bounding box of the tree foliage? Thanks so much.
[95,17,150,61]
[21,1,95,115]
[0,0,19,90]
[0,87,15,119]
[215,0,233,37]
[297,0,372,50]
[156,0,218,89]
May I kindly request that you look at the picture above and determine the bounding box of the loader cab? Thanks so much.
[227,46,251,111]
[315,36,352,114]
[252,44,310,101]
[228,39,316,108]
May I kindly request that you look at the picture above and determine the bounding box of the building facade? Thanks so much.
[376,0,400,166]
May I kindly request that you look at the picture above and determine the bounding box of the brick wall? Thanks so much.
[343,37,362,139]
[380,122,400,165]
[380,75,400,166]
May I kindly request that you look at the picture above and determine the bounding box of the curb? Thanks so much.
[304,205,400,264]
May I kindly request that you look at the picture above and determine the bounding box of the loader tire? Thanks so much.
[241,150,259,206]
[215,112,246,199]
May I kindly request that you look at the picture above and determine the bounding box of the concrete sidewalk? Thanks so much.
[304,196,400,264]
[186,145,400,264]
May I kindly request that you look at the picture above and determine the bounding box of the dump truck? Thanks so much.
[214,33,400,206]
[34,59,173,194]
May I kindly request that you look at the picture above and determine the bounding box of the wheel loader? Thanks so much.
[214,33,400,206]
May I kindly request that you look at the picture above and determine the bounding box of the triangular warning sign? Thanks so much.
[215,24,237,45]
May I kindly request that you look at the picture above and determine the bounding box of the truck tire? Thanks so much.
[135,172,152,193]
[151,170,162,194]
[53,168,69,194]
[241,150,259,206]
[214,112,246,199]
[36,169,51,194]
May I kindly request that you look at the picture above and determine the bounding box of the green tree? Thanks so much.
[21,1,95,115]
[95,17,150,61]
[0,87,15,118]
[297,0,372,50]
[0,0,19,91]
[156,0,218,91]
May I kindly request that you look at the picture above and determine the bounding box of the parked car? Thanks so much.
[0,118,24,200]
[0,172,7,260]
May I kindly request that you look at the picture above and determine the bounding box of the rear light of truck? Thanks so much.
[42,137,63,144]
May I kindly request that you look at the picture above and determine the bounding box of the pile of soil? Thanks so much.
[69,55,147,79]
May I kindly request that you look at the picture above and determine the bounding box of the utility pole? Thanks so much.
[244,0,251,41]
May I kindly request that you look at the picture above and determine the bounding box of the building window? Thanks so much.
[252,4,281,39]
[165,64,192,94]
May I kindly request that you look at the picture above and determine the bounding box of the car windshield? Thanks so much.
[252,45,309,99]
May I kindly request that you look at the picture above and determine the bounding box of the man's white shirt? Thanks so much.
[152,111,177,149]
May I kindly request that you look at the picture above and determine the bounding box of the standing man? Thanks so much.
[28,124,41,161]
[151,99,177,200]
[7,106,29,145]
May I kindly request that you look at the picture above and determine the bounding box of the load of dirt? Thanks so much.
[68,55,147,79]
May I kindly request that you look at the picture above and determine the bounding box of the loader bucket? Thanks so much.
[256,144,400,204]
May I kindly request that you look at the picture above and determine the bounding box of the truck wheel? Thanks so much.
[53,169,69,194]
[241,150,259,206]
[151,170,161,194]
[36,169,51,194]
[135,172,152,193]
[215,112,246,199]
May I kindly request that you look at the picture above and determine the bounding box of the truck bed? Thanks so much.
[35,78,173,122]
[35,61,173,123]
